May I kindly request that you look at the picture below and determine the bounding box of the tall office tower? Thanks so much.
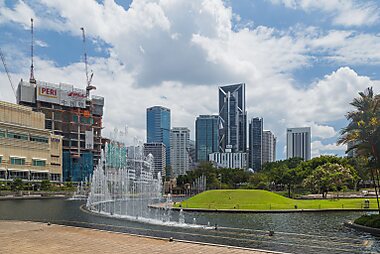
[188,140,197,170]
[17,80,104,182]
[286,127,311,161]
[146,106,171,166]
[218,83,247,153]
[249,117,263,171]
[262,130,276,164]
[144,142,166,178]
[346,140,358,158]
[170,127,190,177]
[195,115,219,162]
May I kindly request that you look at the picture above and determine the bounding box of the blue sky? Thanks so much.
[0,0,380,159]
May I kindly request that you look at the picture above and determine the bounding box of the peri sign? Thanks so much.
[36,82,86,108]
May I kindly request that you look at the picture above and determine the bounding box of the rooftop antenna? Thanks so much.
[80,27,96,98]
[0,48,17,99]
[29,18,36,84]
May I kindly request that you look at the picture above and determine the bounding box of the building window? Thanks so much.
[0,156,2,164]
[10,157,25,165]
[7,132,29,141]
[32,160,46,167]
[30,136,49,143]
[0,130,5,138]
[72,115,79,123]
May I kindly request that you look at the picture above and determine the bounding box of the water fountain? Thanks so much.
[86,140,207,228]
[69,180,88,200]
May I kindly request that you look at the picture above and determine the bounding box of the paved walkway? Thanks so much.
[0,221,273,254]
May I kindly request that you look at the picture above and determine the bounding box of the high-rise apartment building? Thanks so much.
[209,152,247,169]
[195,115,218,162]
[286,127,311,161]
[144,142,166,178]
[262,130,276,164]
[146,106,171,166]
[170,127,190,177]
[218,83,247,153]
[249,117,263,171]
[17,80,104,182]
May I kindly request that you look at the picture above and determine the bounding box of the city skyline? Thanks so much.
[1,0,380,159]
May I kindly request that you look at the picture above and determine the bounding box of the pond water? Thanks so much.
[0,199,379,254]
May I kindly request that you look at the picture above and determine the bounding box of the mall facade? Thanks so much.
[0,101,62,182]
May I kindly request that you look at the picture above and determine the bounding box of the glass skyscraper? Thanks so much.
[195,115,218,162]
[218,83,247,153]
[249,117,263,171]
[146,106,171,166]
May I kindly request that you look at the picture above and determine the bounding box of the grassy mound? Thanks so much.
[354,214,380,228]
[177,189,378,210]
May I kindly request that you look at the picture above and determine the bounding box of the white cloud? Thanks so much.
[0,0,35,29]
[269,0,380,27]
[312,140,346,158]
[0,0,380,158]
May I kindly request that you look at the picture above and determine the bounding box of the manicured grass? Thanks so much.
[176,190,378,210]
[355,214,380,228]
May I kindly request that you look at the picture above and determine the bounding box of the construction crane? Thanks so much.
[0,48,17,99]
[80,27,96,98]
[30,18,36,84]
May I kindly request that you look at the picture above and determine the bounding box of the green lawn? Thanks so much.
[176,190,378,210]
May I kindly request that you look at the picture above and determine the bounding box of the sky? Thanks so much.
[0,0,380,160]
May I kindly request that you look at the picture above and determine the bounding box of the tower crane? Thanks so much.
[0,48,17,99]
[80,27,96,98]
[30,18,36,84]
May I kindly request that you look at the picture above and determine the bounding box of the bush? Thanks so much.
[11,178,24,192]
[40,180,51,191]
[354,214,380,228]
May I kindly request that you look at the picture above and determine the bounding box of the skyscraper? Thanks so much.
[144,142,166,178]
[218,83,247,153]
[286,127,311,161]
[262,130,276,164]
[170,127,190,177]
[146,106,171,165]
[195,115,219,162]
[249,117,263,171]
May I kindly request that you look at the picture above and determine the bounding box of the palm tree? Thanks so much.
[338,87,380,213]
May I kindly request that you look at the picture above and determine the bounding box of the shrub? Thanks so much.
[354,214,380,228]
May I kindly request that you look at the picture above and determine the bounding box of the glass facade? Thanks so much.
[147,106,171,166]
[218,83,246,153]
[195,115,218,162]
[11,157,26,165]
[249,117,263,171]
[30,136,49,143]
[8,132,29,141]
[32,159,46,167]
[63,151,93,182]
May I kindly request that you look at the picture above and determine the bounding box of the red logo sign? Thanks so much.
[68,91,86,98]
[39,87,57,98]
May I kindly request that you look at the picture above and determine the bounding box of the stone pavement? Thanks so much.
[0,221,273,254]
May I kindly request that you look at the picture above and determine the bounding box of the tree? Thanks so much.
[338,87,380,213]
[40,180,51,191]
[348,156,370,190]
[11,178,24,192]
[304,163,356,198]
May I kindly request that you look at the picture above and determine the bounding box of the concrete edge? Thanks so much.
[0,195,69,201]
[344,221,380,236]
[167,206,378,214]
[1,219,288,254]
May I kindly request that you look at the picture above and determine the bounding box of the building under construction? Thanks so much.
[17,80,104,182]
